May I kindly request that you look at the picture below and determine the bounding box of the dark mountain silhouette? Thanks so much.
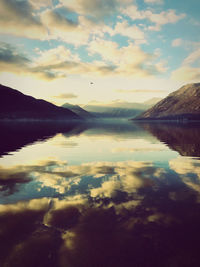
[0,84,80,120]
[62,103,94,118]
[137,121,200,157]
[84,99,161,119]
[135,83,200,120]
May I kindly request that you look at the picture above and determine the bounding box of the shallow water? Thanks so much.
[1,120,200,267]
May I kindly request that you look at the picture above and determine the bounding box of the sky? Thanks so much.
[0,0,200,105]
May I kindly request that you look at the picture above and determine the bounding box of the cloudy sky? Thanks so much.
[0,0,199,105]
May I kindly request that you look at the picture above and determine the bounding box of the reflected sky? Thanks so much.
[1,121,200,266]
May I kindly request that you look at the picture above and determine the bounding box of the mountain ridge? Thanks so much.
[62,103,94,118]
[0,84,81,120]
[135,83,200,120]
[83,98,161,119]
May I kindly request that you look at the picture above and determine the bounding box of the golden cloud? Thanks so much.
[171,48,200,82]
[116,89,164,93]
[169,157,200,193]
[54,93,78,99]
[171,66,200,82]
[0,43,117,80]
[122,5,185,31]
[60,0,121,20]
[0,0,47,39]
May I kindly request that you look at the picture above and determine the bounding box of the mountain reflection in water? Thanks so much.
[137,121,200,157]
[0,121,200,267]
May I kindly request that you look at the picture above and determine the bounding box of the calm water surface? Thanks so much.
[0,120,200,267]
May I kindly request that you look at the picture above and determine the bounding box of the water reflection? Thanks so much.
[1,162,200,267]
[0,121,87,157]
[0,120,162,158]
[137,122,200,157]
[1,121,200,266]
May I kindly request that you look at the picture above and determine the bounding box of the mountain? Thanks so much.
[83,100,159,119]
[0,84,80,120]
[143,97,162,106]
[83,105,142,118]
[135,83,200,120]
[62,103,94,118]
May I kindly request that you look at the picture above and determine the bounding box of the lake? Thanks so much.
[1,120,200,267]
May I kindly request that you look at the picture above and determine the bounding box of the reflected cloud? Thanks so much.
[0,159,73,195]
[170,157,200,177]
[170,157,200,193]
[1,168,200,267]
[0,198,52,267]
[0,197,50,213]
[90,161,158,198]
[112,146,165,153]
[31,160,163,197]
[0,156,168,199]
[0,165,32,195]
[0,156,165,199]
[52,141,78,147]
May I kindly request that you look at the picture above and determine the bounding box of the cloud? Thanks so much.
[0,198,50,214]
[121,5,145,20]
[0,0,108,46]
[0,1,98,46]
[90,161,161,198]
[0,0,47,39]
[2,156,200,267]
[147,10,186,31]
[54,93,78,99]
[41,8,91,46]
[144,0,163,4]
[116,89,164,93]
[0,165,32,195]
[182,48,200,65]
[42,14,113,46]
[1,40,167,79]
[2,158,162,196]
[0,43,116,80]
[171,48,200,82]
[41,7,78,32]
[171,38,183,47]
[88,40,155,76]
[0,42,61,80]
[169,157,200,193]
[0,42,42,78]
[0,42,30,67]
[106,20,146,44]
[88,39,168,76]
[0,197,60,267]
[0,159,77,195]
[112,147,165,153]
[31,59,116,78]
[60,0,121,20]
[171,66,200,82]
[30,0,53,9]
[122,5,185,31]
[33,45,80,66]
[1,186,200,267]
[31,45,117,77]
